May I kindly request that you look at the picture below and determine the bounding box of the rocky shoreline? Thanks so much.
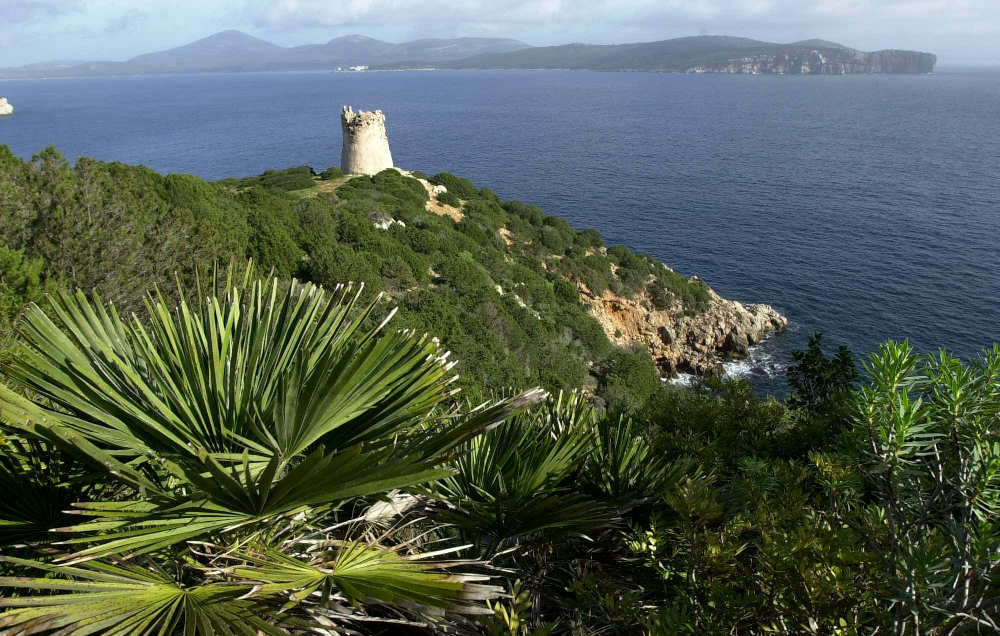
[688,49,937,75]
[579,278,787,377]
[411,168,788,379]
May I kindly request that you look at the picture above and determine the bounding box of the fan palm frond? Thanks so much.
[0,556,285,635]
[0,268,545,561]
[432,392,615,555]
[0,434,99,550]
[0,266,539,629]
[584,414,689,507]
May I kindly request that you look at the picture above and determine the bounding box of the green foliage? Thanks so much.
[598,347,662,413]
[0,268,541,630]
[0,243,44,347]
[319,165,344,180]
[431,392,613,557]
[552,278,579,304]
[437,188,461,207]
[246,203,303,278]
[0,145,717,408]
[232,166,316,191]
[6,145,1000,635]
[820,341,1000,634]
[786,332,857,414]
[429,172,480,199]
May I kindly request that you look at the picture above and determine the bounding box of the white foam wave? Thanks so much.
[667,373,697,387]
[722,343,787,380]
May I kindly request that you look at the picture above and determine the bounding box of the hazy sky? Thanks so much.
[2,0,998,67]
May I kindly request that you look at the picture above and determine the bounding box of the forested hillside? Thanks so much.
[0,146,710,408]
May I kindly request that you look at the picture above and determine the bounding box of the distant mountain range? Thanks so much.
[0,31,529,78]
[0,32,936,79]
[383,35,938,74]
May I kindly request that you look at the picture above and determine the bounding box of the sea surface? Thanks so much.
[2,69,999,394]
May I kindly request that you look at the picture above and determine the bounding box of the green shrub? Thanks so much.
[238,166,316,191]
[575,228,605,249]
[553,278,580,304]
[319,166,344,180]
[430,172,480,200]
[504,200,544,226]
[437,189,461,207]
[0,243,45,348]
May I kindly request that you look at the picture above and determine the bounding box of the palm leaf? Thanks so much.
[431,392,615,553]
[230,540,501,615]
[0,266,546,561]
[0,556,286,635]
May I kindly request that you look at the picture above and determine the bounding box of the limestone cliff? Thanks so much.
[688,48,937,75]
[0,98,12,116]
[579,277,787,377]
[341,106,393,175]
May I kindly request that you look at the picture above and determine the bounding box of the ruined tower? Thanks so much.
[340,106,393,175]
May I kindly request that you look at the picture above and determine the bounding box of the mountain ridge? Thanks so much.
[0,31,530,78]
[383,35,937,74]
[0,32,935,78]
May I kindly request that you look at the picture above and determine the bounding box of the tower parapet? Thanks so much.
[340,106,393,175]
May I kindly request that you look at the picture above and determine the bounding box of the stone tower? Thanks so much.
[340,106,393,175]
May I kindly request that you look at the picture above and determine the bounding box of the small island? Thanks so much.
[0,97,12,116]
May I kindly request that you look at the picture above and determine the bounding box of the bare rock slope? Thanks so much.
[580,280,787,376]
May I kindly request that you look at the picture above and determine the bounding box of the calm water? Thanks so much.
[2,69,999,393]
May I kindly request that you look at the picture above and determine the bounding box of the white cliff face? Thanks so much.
[0,98,13,116]
[340,106,393,175]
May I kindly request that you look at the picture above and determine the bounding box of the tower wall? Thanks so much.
[340,106,393,175]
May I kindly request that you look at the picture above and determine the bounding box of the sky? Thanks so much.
[2,0,998,67]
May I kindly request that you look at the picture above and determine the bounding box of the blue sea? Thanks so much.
[1,69,999,394]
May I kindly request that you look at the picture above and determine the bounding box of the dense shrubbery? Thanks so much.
[437,188,461,206]
[223,165,318,191]
[430,171,480,199]
[319,165,344,180]
[0,148,708,407]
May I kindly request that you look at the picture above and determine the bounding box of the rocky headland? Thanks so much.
[0,98,13,116]
[394,36,937,75]
[689,48,937,75]
[408,176,787,377]
[579,276,787,377]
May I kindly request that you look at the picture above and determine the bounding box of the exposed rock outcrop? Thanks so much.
[688,48,936,75]
[406,172,463,221]
[579,280,787,376]
[340,106,393,175]
[0,98,12,116]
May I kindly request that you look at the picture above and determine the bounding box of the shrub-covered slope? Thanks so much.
[0,146,778,408]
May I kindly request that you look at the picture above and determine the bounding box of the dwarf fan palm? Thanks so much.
[0,266,544,632]
[431,391,614,558]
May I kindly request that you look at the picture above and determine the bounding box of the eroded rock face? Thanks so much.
[0,98,13,116]
[340,106,393,175]
[687,49,936,74]
[579,281,788,376]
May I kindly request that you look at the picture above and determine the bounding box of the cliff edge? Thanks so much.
[581,281,786,376]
